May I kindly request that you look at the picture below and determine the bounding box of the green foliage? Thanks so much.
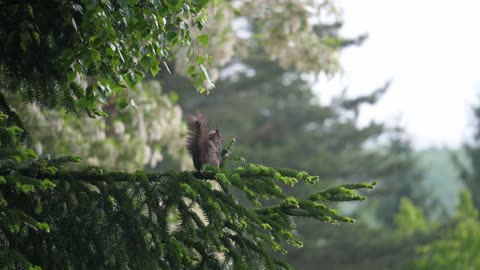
[456,190,479,218]
[0,110,375,269]
[394,197,429,236]
[0,0,212,116]
[415,191,480,269]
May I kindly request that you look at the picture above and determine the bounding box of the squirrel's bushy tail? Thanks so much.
[187,112,208,170]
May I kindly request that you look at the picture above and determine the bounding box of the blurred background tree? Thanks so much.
[457,101,480,209]
[162,54,430,270]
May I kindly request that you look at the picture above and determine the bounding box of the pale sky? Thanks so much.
[317,0,480,149]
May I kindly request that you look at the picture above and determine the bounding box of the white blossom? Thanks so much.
[113,121,125,135]
[14,81,189,171]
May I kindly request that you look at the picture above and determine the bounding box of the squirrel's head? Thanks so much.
[209,129,223,142]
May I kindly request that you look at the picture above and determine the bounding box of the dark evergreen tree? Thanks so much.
[161,57,426,269]
[456,102,480,209]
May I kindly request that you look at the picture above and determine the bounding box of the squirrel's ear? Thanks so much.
[215,129,220,134]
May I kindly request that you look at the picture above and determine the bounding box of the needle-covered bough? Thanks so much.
[0,107,375,270]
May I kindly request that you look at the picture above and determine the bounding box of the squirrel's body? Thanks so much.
[187,112,223,170]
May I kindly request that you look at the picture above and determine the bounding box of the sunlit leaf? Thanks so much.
[197,34,209,46]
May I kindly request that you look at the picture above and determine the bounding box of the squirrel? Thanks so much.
[187,112,224,170]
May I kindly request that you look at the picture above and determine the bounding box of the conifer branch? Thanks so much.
[0,111,375,269]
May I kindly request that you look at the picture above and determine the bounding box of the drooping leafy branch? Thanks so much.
[0,0,212,116]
